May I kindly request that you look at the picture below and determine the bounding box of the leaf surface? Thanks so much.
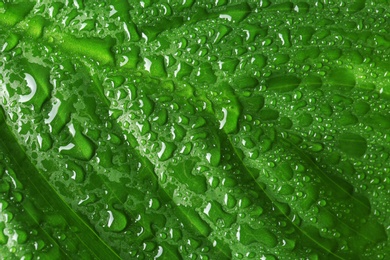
[0,0,389,259]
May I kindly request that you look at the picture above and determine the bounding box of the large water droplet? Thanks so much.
[19,73,37,103]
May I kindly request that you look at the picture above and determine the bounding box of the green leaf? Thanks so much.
[0,0,389,259]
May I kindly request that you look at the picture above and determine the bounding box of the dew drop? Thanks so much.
[19,73,37,103]
[157,141,176,161]
[106,209,127,232]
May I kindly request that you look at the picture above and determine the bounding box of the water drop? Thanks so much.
[19,73,37,103]
[157,141,176,161]
[337,133,367,157]
[106,209,127,232]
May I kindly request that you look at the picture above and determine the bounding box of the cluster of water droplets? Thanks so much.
[0,0,389,259]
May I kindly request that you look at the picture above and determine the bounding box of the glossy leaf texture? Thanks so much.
[0,0,389,259]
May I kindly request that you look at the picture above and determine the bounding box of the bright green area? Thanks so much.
[0,0,389,259]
